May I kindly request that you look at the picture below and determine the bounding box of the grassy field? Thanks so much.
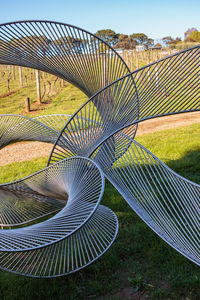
[0,122,199,300]
[0,66,87,116]
[0,80,87,116]
[0,61,200,299]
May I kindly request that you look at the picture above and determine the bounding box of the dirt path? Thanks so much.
[137,111,200,136]
[0,111,199,166]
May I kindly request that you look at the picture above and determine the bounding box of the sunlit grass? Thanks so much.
[0,66,87,116]
[0,156,48,184]
[0,77,199,300]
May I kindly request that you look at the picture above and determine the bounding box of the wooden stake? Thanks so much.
[7,79,10,92]
[35,69,41,104]
[19,66,23,87]
[13,66,15,80]
[25,97,30,112]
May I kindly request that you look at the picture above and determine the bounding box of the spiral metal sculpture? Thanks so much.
[0,20,199,277]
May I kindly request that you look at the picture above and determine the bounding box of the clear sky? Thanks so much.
[0,0,200,41]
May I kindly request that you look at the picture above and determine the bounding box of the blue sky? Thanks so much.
[0,0,200,40]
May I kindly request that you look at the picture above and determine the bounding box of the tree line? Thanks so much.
[1,26,200,60]
[94,29,154,49]
[94,27,200,50]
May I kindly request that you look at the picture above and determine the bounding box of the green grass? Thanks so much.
[135,122,200,183]
[0,122,200,299]
[0,66,87,116]
[0,83,87,116]
[0,156,48,184]
[39,84,87,116]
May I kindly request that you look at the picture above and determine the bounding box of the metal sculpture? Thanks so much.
[0,114,71,148]
[0,20,199,277]
[0,156,118,277]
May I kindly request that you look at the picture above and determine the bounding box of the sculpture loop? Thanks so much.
[0,20,199,277]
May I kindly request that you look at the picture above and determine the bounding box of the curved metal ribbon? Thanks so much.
[0,20,199,277]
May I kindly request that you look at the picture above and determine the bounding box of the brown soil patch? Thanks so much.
[0,89,19,99]
[0,111,199,167]
[0,141,52,166]
[136,111,200,136]
[21,99,53,115]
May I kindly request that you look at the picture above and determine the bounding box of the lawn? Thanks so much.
[0,121,199,299]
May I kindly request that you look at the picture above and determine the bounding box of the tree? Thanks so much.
[67,37,87,54]
[94,29,119,46]
[184,27,198,39]
[15,34,53,57]
[162,36,174,47]
[53,36,71,55]
[115,34,136,49]
[184,30,200,43]
[35,35,52,57]
[162,36,181,47]
[154,43,162,47]
[175,37,182,43]
[130,33,153,47]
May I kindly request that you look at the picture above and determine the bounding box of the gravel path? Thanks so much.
[0,111,199,166]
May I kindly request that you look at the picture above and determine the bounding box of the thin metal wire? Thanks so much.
[90,131,200,266]
[48,44,200,267]
[0,20,199,276]
[0,20,131,97]
[49,45,200,166]
[0,114,71,148]
[0,157,118,277]
[0,21,123,277]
